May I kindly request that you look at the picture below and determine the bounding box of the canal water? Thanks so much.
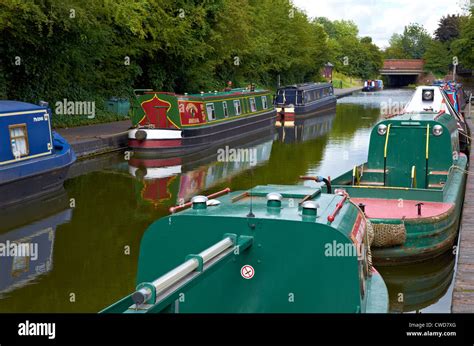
[0,89,457,313]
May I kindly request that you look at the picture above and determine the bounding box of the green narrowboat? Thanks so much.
[101,185,388,313]
[128,87,276,156]
[325,106,468,265]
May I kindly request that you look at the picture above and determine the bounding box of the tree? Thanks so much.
[384,24,432,59]
[423,41,451,76]
[435,14,464,42]
[451,8,474,70]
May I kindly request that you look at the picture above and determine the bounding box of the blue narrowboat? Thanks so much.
[274,82,337,124]
[362,80,383,92]
[0,101,76,208]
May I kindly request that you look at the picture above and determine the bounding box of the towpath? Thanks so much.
[334,87,362,99]
[452,93,474,312]
[56,120,130,159]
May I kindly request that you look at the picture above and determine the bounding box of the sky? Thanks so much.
[292,0,469,48]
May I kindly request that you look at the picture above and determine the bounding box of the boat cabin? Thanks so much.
[0,101,53,166]
[274,82,334,108]
[131,88,273,129]
[331,110,463,197]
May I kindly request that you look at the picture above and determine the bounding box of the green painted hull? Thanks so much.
[101,185,389,313]
[329,109,469,265]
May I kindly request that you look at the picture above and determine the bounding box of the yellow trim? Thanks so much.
[179,93,271,104]
[139,94,175,127]
[383,124,391,158]
[0,151,52,166]
[351,185,413,191]
[426,124,430,159]
[0,109,48,117]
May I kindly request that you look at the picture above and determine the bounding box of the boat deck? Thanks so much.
[351,198,452,220]
[452,100,474,312]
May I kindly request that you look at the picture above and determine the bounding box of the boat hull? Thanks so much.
[129,109,276,157]
[276,96,336,123]
[361,87,383,92]
[0,134,76,208]
[330,154,467,265]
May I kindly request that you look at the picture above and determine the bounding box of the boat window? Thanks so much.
[206,103,216,121]
[296,91,303,105]
[329,87,334,95]
[261,96,268,109]
[249,98,257,112]
[233,100,241,115]
[275,90,284,104]
[9,124,29,158]
[284,89,297,105]
[222,101,229,117]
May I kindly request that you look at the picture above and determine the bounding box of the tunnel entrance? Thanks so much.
[384,74,419,87]
[380,60,424,88]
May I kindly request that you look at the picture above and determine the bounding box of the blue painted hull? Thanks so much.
[293,96,336,117]
[0,133,76,208]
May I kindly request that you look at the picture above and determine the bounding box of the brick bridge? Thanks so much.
[380,59,427,87]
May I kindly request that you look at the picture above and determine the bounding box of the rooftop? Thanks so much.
[174,184,349,234]
[185,88,269,98]
[0,101,47,114]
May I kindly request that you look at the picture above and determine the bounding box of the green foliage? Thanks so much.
[423,41,451,76]
[451,8,474,70]
[316,18,382,79]
[384,23,432,59]
[0,1,382,127]
[435,14,464,42]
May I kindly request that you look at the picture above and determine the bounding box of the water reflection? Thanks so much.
[277,111,335,143]
[379,252,456,313]
[129,134,276,207]
[0,190,72,298]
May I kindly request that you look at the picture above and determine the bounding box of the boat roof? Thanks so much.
[185,88,268,98]
[404,85,456,115]
[175,184,352,236]
[0,101,47,114]
[389,111,445,121]
[278,82,332,91]
[143,88,270,100]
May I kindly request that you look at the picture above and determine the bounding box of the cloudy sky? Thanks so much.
[292,0,469,48]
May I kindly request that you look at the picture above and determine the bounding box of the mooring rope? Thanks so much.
[449,165,473,175]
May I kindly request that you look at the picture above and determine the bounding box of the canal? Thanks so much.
[0,89,456,313]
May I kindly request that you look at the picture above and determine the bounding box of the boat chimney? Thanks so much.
[266,192,282,209]
[301,201,318,217]
[192,196,208,210]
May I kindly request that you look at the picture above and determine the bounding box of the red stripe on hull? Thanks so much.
[282,113,295,121]
[129,157,182,167]
[129,139,182,149]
